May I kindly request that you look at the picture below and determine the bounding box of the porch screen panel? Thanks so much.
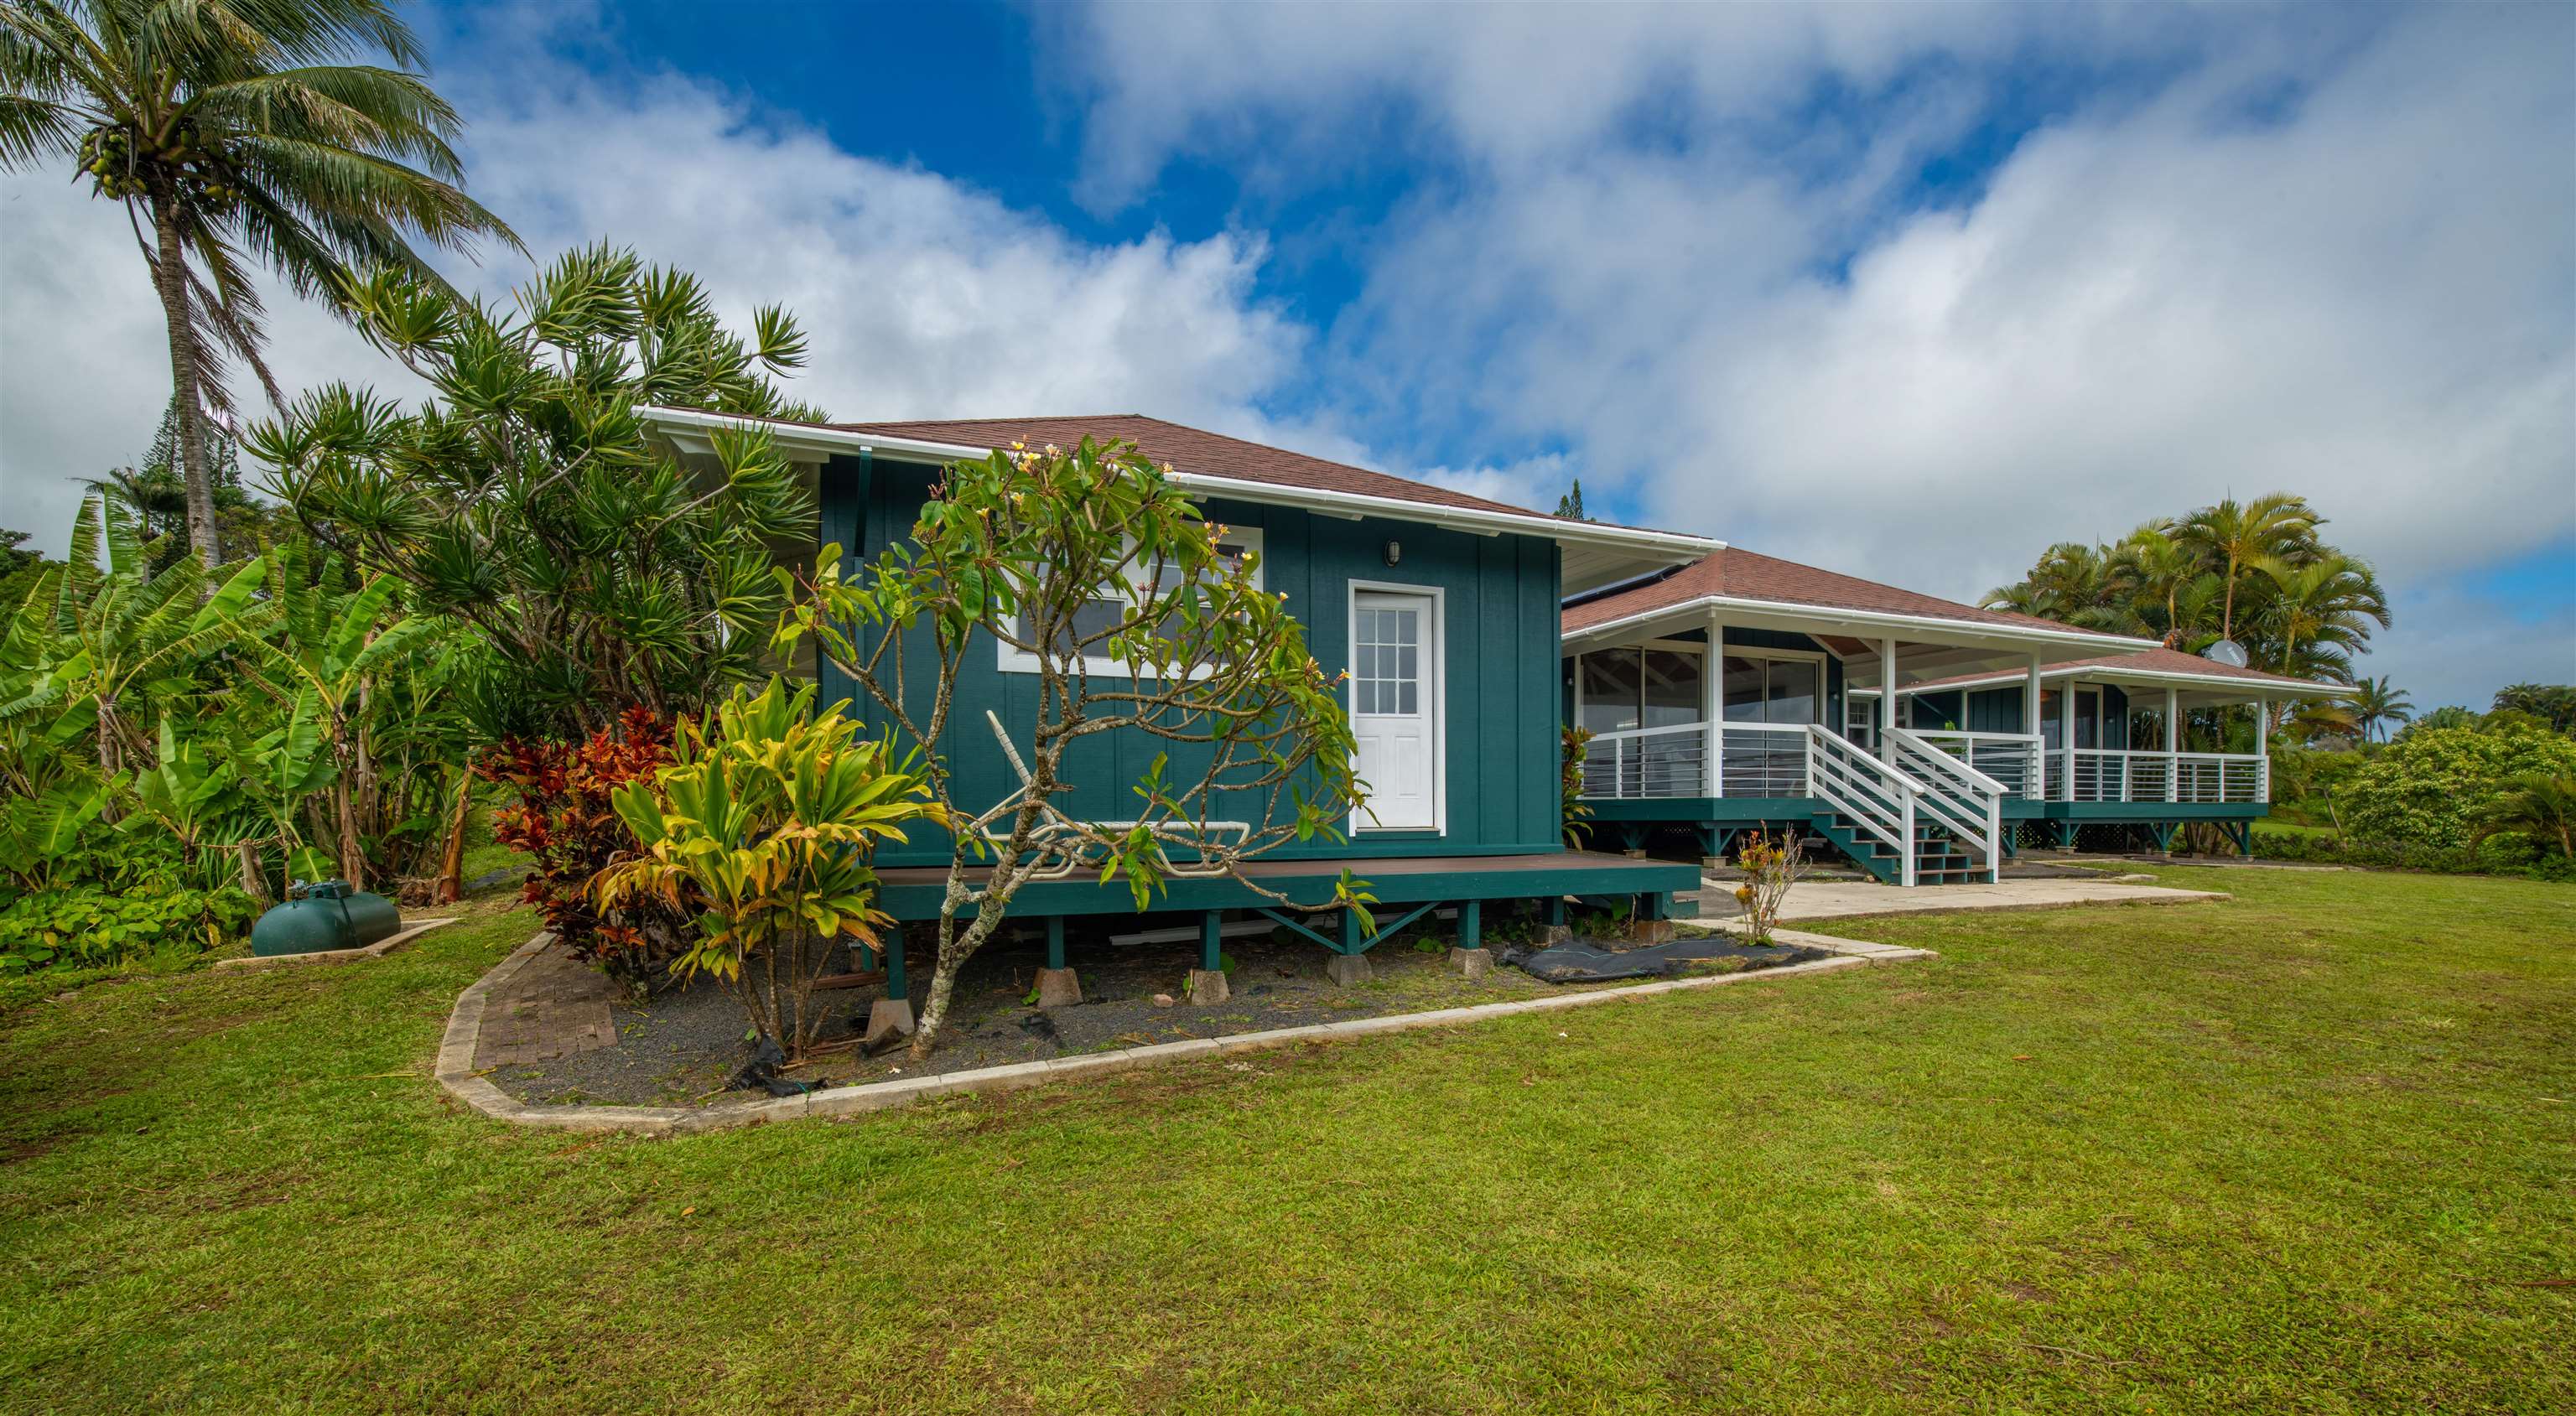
[1765,660,1819,725]
[1578,651,1640,736]
[1639,649,1702,796]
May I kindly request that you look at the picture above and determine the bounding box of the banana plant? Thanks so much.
[128,716,265,895]
[0,778,116,894]
[0,497,267,782]
[225,543,446,890]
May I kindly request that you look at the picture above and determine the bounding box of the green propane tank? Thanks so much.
[250,880,404,957]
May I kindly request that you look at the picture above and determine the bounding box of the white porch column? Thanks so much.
[2254,694,2271,802]
[1701,613,1724,797]
[1879,638,1900,748]
[2164,686,2179,802]
[2061,679,2077,802]
[2026,654,2045,800]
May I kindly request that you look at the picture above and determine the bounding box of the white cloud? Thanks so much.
[1062,1,2576,700]
[1,60,1311,555]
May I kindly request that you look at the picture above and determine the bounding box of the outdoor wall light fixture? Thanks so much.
[1384,540,1402,566]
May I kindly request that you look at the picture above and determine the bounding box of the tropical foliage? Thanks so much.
[1982,493,2390,743]
[780,436,1371,1058]
[257,246,819,738]
[0,497,480,975]
[2349,675,2414,744]
[475,706,687,992]
[596,679,942,1055]
[0,0,517,564]
[2335,724,2576,851]
[2490,683,2576,736]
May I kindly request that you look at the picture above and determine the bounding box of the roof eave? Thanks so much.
[639,405,1722,563]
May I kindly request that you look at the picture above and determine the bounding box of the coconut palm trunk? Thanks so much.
[149,200,222,566]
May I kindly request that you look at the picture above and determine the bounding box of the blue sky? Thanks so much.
[3,0,2569,708]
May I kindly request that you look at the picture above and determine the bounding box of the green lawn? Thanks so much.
[3,868,2570,1413]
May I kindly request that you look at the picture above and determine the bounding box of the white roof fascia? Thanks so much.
[1562,593,2158,656]
[640,407,1719,563]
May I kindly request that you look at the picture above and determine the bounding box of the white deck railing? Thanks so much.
[2056,749,2267,804]
[1577,722,1706,800]
[1904,730,2044,800]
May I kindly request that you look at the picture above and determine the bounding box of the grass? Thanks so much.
[3,868,2570,1413]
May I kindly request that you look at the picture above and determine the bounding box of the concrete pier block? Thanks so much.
[1034,967,1083,1009]
[1325,954,1374,987]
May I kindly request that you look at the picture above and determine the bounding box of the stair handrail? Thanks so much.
[1805,724,1924,886]
[1885,726,2004,881]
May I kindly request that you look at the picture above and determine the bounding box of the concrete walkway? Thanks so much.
[1692,875,2228,923]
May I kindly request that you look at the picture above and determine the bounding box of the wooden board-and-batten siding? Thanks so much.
[815,451,1567,869]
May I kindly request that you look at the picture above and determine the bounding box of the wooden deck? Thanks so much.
[875,850,1700,922]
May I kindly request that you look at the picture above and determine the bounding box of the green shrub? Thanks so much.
[2337,727,2576,848]
[2248,828,2575,883]
[0,880,260,976]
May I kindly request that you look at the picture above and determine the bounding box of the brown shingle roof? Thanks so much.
[1906,646,2331,691]
[1561,547,2114,638]
[834,413,1554,521]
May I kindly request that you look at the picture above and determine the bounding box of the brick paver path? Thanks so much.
[473,941,619,1067]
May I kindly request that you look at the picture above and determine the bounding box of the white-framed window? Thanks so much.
[995,526,1264,677]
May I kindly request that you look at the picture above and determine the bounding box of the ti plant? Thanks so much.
[776,436,1372,1060]
[594,678,943,1056]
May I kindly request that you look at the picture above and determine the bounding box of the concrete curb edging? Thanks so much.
[434,931,1935,1136]
[215,916,460,972]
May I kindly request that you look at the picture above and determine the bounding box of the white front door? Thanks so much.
[1352,589,1439,831]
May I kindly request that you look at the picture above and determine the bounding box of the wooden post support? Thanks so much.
[1340,905,1365,954]
[1545,895,1566,929]
[1458,900,1482,951]
[1045,915,1067,971]
[1200,910,1224,972]
[884,921,906,998]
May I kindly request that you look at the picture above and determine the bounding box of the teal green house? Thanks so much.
[642,408,1714,990]
[1561,548,2334,883]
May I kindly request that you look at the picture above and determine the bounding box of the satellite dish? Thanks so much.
[2201,639,2249,668]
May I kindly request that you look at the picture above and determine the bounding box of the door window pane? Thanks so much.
[1357,602,1422,718]
[2075,690,2101,749]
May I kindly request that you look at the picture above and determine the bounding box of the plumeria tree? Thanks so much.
[776,437,1371,1059]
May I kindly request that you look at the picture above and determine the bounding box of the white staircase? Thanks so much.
[1884,727,2006,884]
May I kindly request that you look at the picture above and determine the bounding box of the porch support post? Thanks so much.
[863,921,917,1046]
[1450,899,1493,978]
[2164,687,2180,802]
[1703,611,1724,797]
[2061,680,2076,802]
[1879,638,1900,744]
[2254,694,2272,803]
[2026,654,2045,800]
[1187,910,1231,1004]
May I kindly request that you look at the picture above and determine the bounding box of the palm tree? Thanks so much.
[2175,493,2320,644]
[2104,523,2210,646]
[0,0,517,566]
[2475,772,2576,859]
[2259,553,2390,678]
[2350,675,2414,743]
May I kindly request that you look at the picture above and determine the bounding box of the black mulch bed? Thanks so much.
[491,915,1834,1110]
